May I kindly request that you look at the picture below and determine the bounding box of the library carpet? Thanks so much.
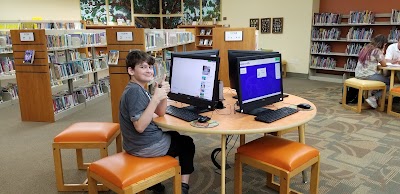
[1,78,400,194]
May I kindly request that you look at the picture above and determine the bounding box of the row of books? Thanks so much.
[46,32,106,49]
[0,57,14,74]
[349,10,375,24]
[199,28,212,35]
[310,56,337,69]
[52,80,109,114]
[310,42,331,53]
[20,22,83,30]
[0,31,12,46]
[346,27,373,40]
[199,39,213,46]
[311,28,341,40]
[314,13,343,25]
[1,83,18,101]
[391,9,400,24]
[345,43,366,55]
[388,27,400,42]
[345,58,358,71]
[145,30,194,49]
[49,61,90,81]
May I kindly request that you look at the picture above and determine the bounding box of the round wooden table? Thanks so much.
[154,89,317,194]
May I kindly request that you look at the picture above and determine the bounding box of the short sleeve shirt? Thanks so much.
[385,43,400,61]
[119,82,170,156]
[355,48,384,78]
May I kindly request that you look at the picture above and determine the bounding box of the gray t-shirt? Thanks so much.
[119,82,170,157]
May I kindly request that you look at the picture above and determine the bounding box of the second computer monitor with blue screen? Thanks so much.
[236,53,284,115]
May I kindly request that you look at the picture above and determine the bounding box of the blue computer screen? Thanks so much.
[239,57,282,104]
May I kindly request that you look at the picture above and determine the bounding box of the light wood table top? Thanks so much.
[154,89,317,135]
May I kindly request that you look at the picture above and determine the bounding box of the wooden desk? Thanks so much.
[153,89,317,194]
[379,65,400,90]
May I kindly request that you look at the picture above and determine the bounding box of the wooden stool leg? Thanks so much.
[53,147,65,190]
[88,171,99,194]
[234,154,243,194]
[342,84,348,105]
[116,133,123,153]
[100,147,108,158]
[310,158,320,194]
[279,172,290,194]
[240,135,245,146]
[378,86,386,112]
[76,149,85,170]
[266,173,279,191]
[387,93,393,114]
[357,89,363,113]
[173,166,182,194]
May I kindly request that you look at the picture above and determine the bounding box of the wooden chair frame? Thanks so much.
[52,131,122,192]
[234,154,320,194]
[87,166,182,194]
[387,89,400,117]
[342,81,386,113]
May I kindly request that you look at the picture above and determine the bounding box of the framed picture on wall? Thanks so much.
[250,18,259,30]
[260,18,271,34]
[272,17,284,34]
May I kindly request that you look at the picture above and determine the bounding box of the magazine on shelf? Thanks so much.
[23,50,35,64]
[108,50,119,65]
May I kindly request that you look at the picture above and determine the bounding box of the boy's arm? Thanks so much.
[154,75,169,116]
[133,97,162,133]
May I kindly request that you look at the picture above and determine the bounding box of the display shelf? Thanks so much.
[10,29,108,122]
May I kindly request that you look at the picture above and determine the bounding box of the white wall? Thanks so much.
[220,0,320,74]
[0,0,81,20]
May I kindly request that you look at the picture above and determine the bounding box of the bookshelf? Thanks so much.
[0,29,18,109]
[309,8,400,83]
[10,29,109,122]
[105,28,195,122]
[178,25,222,50]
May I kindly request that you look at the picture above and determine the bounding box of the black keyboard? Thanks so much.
[255,107,299,123]
[166,105,201,122]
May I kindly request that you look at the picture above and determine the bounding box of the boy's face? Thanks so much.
[128,62,154,82]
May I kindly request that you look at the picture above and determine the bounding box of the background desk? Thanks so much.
[154,89,317,194]
[379,66,400,89]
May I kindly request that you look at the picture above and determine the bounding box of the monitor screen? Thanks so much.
[228,50,278,90]
[236,53,283,115]
[168,54,220,112]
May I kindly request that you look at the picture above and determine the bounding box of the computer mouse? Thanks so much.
[297,103,311,109]
[197,116,210,123]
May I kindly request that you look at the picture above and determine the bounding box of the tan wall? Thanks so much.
[220,0,320,74]
[0,0,81,20]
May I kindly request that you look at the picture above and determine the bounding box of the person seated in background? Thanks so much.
[385,38,400,82]
[355,34,390,109]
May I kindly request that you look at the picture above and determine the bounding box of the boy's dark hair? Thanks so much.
[125,50,155,78]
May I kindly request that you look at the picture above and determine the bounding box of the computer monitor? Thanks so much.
[168,53,220,113]
[228,50,278,90]
[236,53,284,115]
[176,49,219,57]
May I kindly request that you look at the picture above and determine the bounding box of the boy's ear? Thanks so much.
[127,66,135,76]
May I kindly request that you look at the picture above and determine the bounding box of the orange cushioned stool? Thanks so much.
[234,135,320,194]
[387,87,400,117]
[87,152,181,194]
[52,122,122,192]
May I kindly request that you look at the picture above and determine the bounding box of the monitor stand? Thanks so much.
[181,105,212,114]
[235,107,272,116]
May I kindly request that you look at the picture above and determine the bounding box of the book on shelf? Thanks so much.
[206,29,212,35]
[108,50,119,65]
[200,29,206,35]
[208,40,213,46]
[199,39,204,45]
[204,39,209,46]
[23,50,35,64]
